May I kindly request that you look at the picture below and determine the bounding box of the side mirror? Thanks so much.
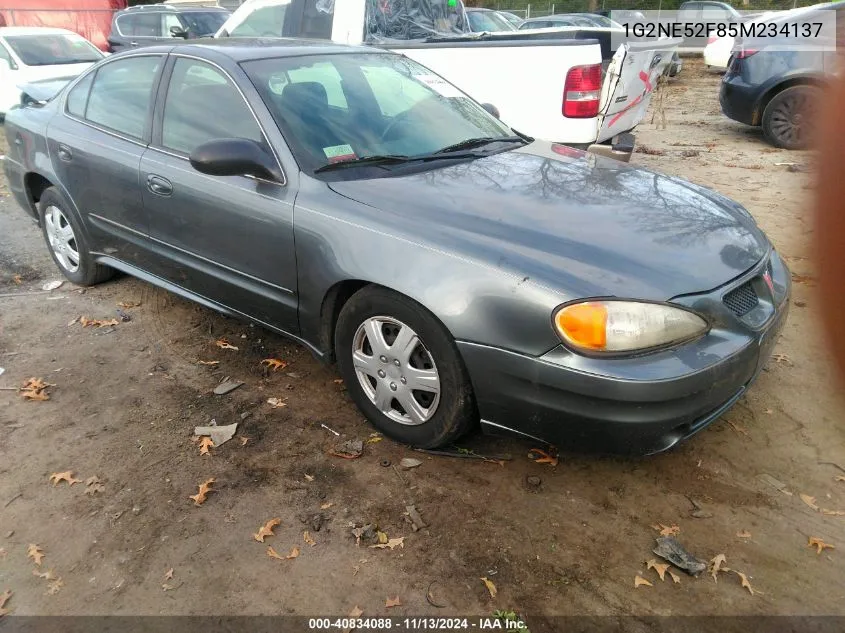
[169,25,189,38]
[481,102,500,119]
[190,138,283,182]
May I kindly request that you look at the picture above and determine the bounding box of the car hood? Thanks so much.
[326,142,768,301]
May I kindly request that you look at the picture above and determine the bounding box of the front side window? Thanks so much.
[179,11,229,36]
[228,4,289,37]
[85,55,161,139]
[3,34,102,66]
[244,53,513,173]
[161,58,263,155]
[117,13,162,37]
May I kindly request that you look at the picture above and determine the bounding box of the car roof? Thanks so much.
[0,26,79,36]
[118,38,378,61]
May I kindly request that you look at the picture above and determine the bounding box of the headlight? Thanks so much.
[553,300,709,354]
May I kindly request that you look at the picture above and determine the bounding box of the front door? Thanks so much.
[140,55,299,334]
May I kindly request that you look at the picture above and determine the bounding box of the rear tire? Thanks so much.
[761,85,821,150]
[39,187,113,286]
[335,286,476,448]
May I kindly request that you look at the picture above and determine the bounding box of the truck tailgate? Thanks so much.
[596,39,682,144]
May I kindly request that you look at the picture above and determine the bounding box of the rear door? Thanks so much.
[46,54,164,265]
[595,38,681,143]
[139,54,299,333]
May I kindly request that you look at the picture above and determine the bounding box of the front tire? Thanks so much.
[761,85,821,150]
[39,187,113,286]
[335,286,476,448]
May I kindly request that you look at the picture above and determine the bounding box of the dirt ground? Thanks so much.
[1,60,844,625]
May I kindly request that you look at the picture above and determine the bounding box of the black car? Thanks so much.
[107,3,230,53]
[719,2,843,149]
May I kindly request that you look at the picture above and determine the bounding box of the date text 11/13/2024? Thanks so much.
[308,617,527,630]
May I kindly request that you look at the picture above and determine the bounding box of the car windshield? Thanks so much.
[243,53,517,174]
[4,34,102,66]
[467,10,516,31]
[181,11,228,36]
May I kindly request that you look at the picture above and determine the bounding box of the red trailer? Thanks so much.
[0,0,127,51]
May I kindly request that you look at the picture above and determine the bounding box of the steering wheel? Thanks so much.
[380,108,416,142]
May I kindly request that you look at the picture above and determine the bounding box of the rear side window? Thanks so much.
[229,5,288,37]
[85,56,161,139]
[66,73,94,117]
[116,13,162,37]
[161,58,263,155]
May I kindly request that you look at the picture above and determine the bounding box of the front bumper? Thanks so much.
[459,253,790,455]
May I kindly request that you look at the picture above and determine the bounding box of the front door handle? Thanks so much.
[57,144,72,162]
[130,41,139,47]
[146,174,173,197]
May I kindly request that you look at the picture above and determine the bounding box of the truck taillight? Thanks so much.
[736,47,758,59]
[563,64,601,118]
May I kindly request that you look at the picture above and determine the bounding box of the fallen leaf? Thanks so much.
[80,316,119,328]
[710,554,728,582]
[634,575,653,588]
[528,448,558,467]
[320,502,334,510]
[646,559,670,581]
[821,509,845,516]
[376,530,388,545]
[215,339,239,351]
[267,397,287,408]
[164,568,174,581]
[800,494,820,511]
[254,518,282,542]
[303,531,316,547]
[286,546,300,559]
[480,576,497,598]
[33,569,57,581]
[808,537,835,555]
[240,437,250,446]
[771,352,792,364]
[49,471,81,486]
[733,570,758,595]
[85,482,104,495]
[261,358,288,371]
[836,476,845,483]
[267,546,285,560]
[369,537,404,550]
[304,474,314,482]
[651,523,680,537]
[46,577,63,595]
[0,589,11,616]
[198,436,214,456]
[27,544,45,566]
[366,436,383,444]
[189,478,215,506]
[667,568,681,584]
[197,360,220,366]
[162,583,175,592]
[736,530,752,539]
[21,377,53,401]
[385,596,402,608]
[12,274,22,285]
[117,301,141,309]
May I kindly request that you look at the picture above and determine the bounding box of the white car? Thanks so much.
[0,27,104,115]
[703,33,734,71]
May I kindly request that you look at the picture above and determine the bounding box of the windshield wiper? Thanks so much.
[432,136,527,155]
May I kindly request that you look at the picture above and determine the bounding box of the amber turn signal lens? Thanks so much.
[555,302,608,350]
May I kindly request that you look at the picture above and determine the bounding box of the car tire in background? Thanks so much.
[761,85,821,150]
[335,285,477,448]
[38,187,114,286]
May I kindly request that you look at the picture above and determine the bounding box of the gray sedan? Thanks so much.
[3,41,790,454]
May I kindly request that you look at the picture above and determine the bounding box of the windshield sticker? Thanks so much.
[323,144,357,163]
[413,74,463,98]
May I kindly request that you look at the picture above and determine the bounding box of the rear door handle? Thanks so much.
[146,174,173,197]
[57,144,72,162]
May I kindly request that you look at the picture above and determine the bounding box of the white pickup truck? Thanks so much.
[215,0,680,159]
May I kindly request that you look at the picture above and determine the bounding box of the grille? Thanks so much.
[723,280,759,317]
